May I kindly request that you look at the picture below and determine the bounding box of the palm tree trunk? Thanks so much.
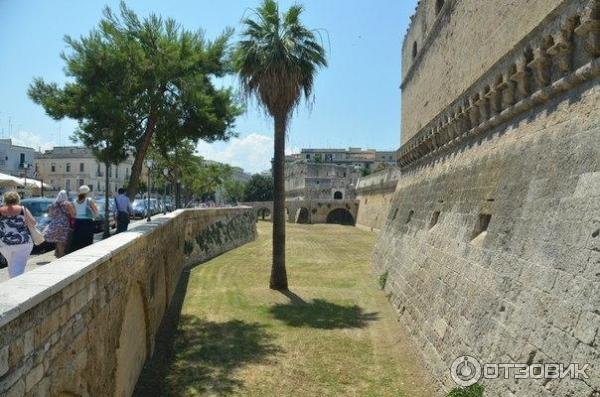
[270,115,288,290]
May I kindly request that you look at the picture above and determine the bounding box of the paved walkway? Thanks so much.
[0,219,148,283]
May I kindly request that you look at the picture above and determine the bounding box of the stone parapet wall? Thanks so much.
[399,0,600,165]
[356,168,401,231]
[375,77,600,395]
[0,207,256,397]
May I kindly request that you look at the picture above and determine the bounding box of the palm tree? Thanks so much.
[235,0,327,290]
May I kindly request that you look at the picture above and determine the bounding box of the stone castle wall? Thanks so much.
[378,0,600,395]
[355,168,401,231]
[0,207,256,397]
[401,0,565,144]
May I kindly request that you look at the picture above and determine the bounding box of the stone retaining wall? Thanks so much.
[355,168,401,232]
[0,207,256,397]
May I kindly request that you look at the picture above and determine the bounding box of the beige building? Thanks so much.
[287,147,396,172]
[35,146,134,195]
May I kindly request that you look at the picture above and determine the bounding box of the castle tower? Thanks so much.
[376,0,600,394]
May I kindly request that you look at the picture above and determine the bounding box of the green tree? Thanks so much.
[28,2,241,200]
[235,0,327,290]
[223,179,246,204]
[188,162,232,201]
[243,174,274,202]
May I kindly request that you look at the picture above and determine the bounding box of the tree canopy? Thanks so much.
[244,174,274,202]
[28,1,241,198]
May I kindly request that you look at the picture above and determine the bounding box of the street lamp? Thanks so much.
[162,167,170,214]
[21,162,30,198]
[146,159,154,222]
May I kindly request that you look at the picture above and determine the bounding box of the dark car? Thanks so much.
[131,199,146,219]
[21,198,55,252]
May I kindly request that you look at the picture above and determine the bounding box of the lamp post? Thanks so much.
[146,159,154,222]
[21,163,30,198]
[162,167,169,214]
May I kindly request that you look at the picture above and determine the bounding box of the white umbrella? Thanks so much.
[0,173,25,188]
[16,177,52,189]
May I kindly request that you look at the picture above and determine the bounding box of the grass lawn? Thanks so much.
[144,221,434,397]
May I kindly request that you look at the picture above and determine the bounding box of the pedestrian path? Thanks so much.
[0,218,148,283]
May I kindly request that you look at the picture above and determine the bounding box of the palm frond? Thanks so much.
[234,0,327,120]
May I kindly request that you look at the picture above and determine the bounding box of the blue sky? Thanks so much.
[0,0,416,173]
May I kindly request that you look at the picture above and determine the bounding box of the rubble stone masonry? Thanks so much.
[0,207,256,397]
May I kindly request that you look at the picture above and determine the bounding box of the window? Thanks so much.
[65,179,71,190]
[66,163,71,172]
[78,179,84,188]
[472,214,492,240]
[19,153,25,166]
[412,41,418,59]
[334,191,343,200]
[51,163,56,172]
[108,166,112,177]
[429,211,440,229]
[406,210,414,224]
[436,0,445,14]
[80,163,84,172]
[115,166,119,178]
[125,167,129,178]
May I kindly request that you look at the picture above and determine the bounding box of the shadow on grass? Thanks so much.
[271,294,378,329]
[134,270,281,397]
[165,316,282,396]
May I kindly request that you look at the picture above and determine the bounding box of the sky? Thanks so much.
[0,0,416,173]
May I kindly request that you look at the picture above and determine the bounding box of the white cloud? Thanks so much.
[11,130,57,152]
[196,133,281,174]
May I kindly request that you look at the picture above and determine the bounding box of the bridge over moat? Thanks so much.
[240,199,359,225]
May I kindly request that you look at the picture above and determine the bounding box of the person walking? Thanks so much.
[43,190,75,258]
[0,191,36,278]
[114,188,132,233]
[70,185,98,252]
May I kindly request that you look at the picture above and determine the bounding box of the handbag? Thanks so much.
[23,207,45,246]
[28,224,45,246]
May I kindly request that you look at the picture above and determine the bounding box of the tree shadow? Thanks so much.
[270,297,378,329]
[134,271,281,397]
[165,316,282,396]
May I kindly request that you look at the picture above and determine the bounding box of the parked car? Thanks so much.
[95,199,117,232]
[21,198,55,252]
[131,199,149,219]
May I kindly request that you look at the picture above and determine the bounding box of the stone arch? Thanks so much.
[333,191,343,200]
[296,207,310,224]
[114,284,148,397]
[257,207,271,220]
[326,208,355,226]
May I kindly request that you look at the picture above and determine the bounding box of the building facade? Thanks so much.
[287,147,396,172]
[35,146,134,195]
[375,0,600,395]
[0,139,37,178]
[285,162,360,201]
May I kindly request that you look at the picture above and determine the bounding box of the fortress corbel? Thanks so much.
[527,46,552,87]
[575,0,600,58]
[510,57,530,100]
[496,72,516,110]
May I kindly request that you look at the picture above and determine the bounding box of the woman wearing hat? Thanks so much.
[70,185,98,252]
